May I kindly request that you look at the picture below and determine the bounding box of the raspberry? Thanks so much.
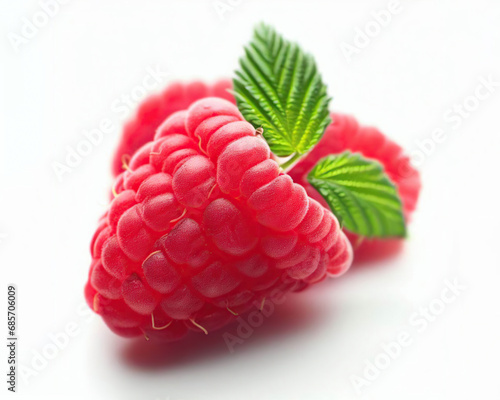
[112,80,235,176]
[288,113,421,262]
[112,81,420,262]
[87,98,352,340]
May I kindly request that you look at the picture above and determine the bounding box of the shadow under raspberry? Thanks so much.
[119,292,334,371]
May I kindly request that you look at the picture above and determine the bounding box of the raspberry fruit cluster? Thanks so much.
[86,98,352,340]
[111,82,421,263]
[86,23,421,341]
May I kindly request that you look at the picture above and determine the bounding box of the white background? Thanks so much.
[1,0,500,399]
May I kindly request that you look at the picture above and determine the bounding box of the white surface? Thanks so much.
[1,0,500,399]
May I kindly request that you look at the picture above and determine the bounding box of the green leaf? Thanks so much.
[307,152,407,238]
[233,23,331,157]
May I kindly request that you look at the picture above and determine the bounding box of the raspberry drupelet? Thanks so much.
[86,98,353,341]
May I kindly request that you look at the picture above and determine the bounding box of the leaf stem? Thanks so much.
[280,153,302,171]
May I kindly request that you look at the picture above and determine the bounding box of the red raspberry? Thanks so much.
[111,80,420,263]
[288,113,421,263]
[112,80,234,176]
[87,98,352,340]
